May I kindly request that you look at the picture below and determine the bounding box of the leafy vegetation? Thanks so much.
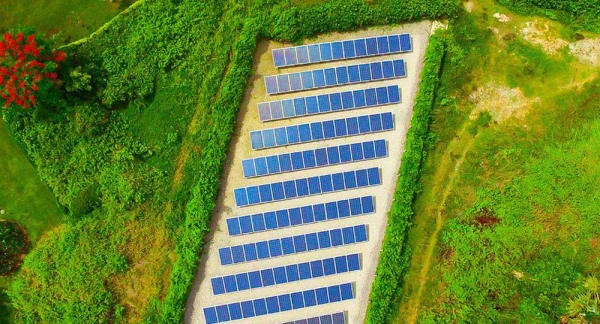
[0,220,28,276]
[495,0,600,33]
[365,32,446,324]
[395,1,600,323]
[1,0,460,323]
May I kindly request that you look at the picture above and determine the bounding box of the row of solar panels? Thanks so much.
[227,196,374,236]
[242,139,387,178]
[234,167,381,207]
[219,224,368,265]
[250,112,394,150]
[203,283,355,323]
[272,33,412,68]
[258,85,401,122]
[265,59,406,95]
[212,253,361,295]
[281,312,347,324]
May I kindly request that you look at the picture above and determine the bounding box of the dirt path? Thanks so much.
[401,126,476,324]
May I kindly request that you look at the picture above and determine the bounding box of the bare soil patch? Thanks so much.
[469,83,536,122]
[569,38,600,67]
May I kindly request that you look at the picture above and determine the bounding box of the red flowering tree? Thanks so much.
[0,32,66,109]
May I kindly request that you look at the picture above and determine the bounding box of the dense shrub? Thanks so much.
[365,32,446,324]
[0,220,28,275]
[496,0,600,32]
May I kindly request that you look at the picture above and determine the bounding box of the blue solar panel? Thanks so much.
[264,59,406,95]
[219,225,367,265]
[297,46,310,64]
[212,263,360,310]
[331,42,344,59]
[249,113,393,151]
[272,33,412,68]
[285,312,348,324]
[228,195,374,234]
[258,85,400,121]
[400,34,412,51]
[271,101,283,119]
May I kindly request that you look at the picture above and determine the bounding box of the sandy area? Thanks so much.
[185,20,432,324]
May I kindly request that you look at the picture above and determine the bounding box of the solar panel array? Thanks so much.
[258,85,401,122]
[250,112,394,150]
[272,33,412,68]
[218,225,368,265]
[234,168,381,207]
[264,59,406,95]
[203,283,355,323]
[211,254,361,295]
[202,31,412,323]
[242,140,388,178]
[226,196,375,236]
[282,312,347,324]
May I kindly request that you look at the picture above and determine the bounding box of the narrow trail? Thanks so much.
[403,129,476,324]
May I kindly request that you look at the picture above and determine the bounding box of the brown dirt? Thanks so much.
[107,215,175,322]
[472,207,500,228]
[519,19,568,55]
[569,38,600,67]
[469,83,536,122]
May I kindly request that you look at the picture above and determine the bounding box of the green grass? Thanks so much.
[396,1,600,323]
[0,0,135,44]
[0,119,62,269]
[0,119,63,324]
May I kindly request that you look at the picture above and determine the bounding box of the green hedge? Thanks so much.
[365,32,446,324]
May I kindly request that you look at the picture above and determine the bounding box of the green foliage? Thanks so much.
[495,0,600,32]
[0,221,28,276]
[365,32,446,324]
[426,97,600,323]
[8,217,129,324]
[1,0,461,322]
[467,111,492,136]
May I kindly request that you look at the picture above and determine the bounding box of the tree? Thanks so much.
[0,31,66,109]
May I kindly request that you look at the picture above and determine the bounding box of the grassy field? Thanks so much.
[395,0,600,323]
[0,0,135,44]
[0,119,63,323]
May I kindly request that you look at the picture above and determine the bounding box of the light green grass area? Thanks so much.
[0,0,134,44]
[396,0,600,323]
[0,118,63,324]
[0,119,63,268]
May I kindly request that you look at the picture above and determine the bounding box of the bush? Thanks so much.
[0,220,29,275]
[365,32,446,323]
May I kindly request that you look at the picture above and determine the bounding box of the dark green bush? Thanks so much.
[0,220,29,276]
[365,32,446,324]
